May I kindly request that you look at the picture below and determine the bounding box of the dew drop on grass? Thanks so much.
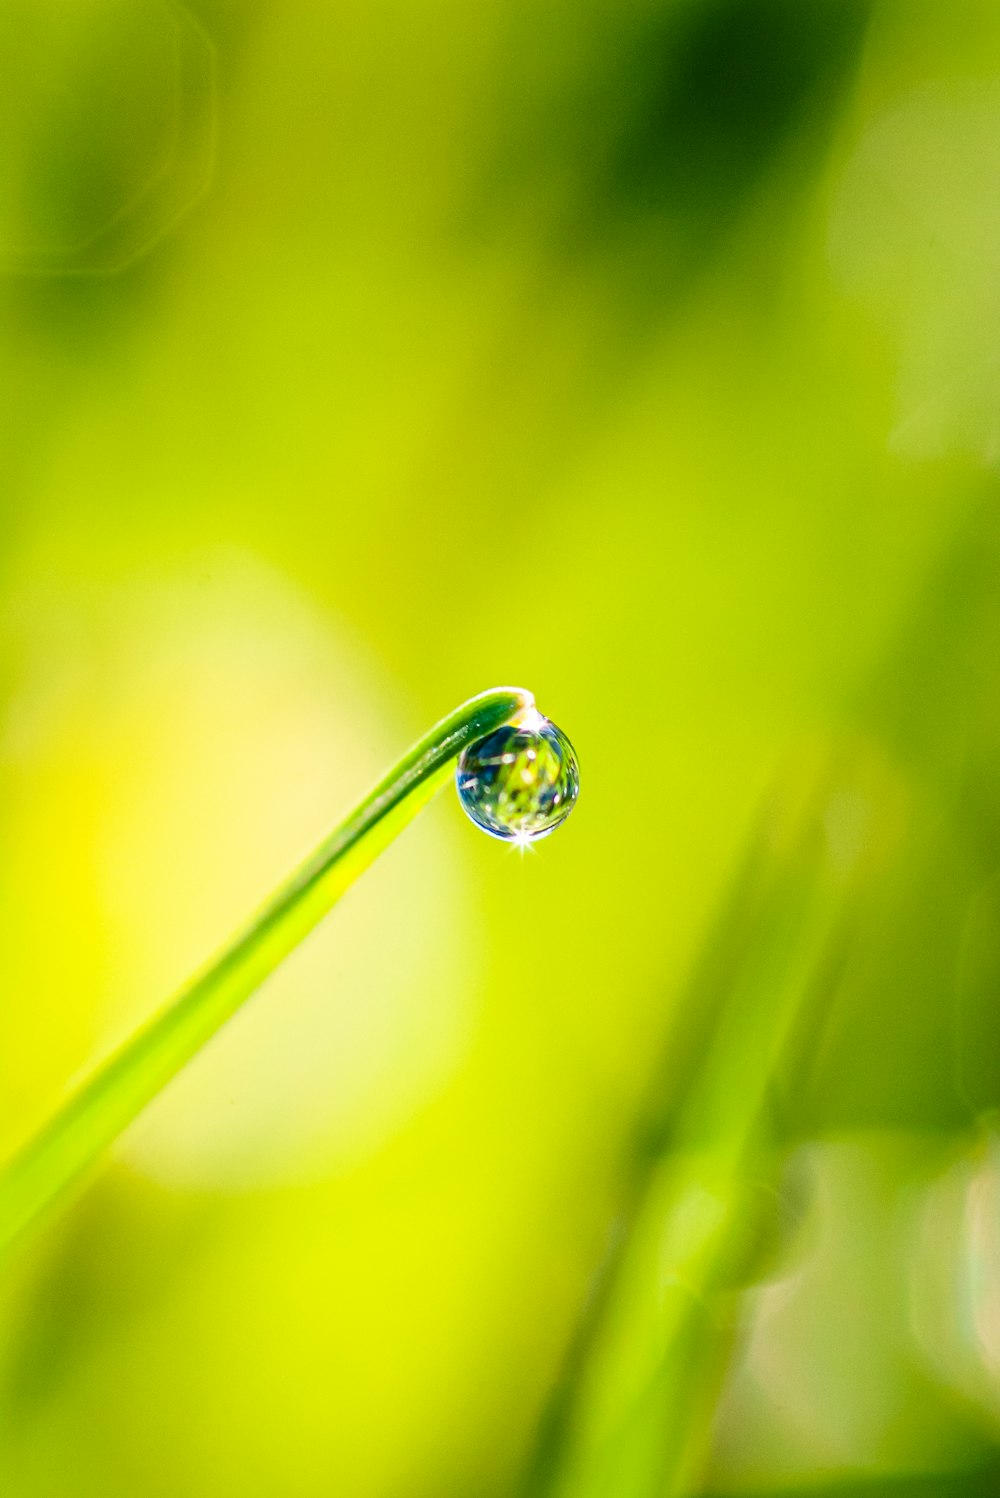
[456,712,579,843]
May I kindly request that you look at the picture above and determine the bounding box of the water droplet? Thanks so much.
[456,714,580,843]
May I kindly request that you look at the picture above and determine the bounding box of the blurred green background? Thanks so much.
[4,2,1000,1494]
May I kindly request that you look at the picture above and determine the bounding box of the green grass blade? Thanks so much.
[526,751,874,1498]
[0,685,534,1257]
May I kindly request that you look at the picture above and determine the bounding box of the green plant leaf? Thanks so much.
[0,686,534,1257]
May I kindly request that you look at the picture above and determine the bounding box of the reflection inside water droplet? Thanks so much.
[456,714,580,843]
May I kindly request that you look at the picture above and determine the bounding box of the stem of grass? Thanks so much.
[0,686,533,1257]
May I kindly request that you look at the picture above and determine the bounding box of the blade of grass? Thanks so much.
[0,686,534,1258]
[526,748,880,1498]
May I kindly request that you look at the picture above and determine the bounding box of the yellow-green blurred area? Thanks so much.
[6,0,1000,1494]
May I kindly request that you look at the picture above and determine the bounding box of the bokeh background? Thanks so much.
[4,2,1000,1494]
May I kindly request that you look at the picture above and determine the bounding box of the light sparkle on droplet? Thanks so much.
[455,713,579,843]
[516,706,547,734]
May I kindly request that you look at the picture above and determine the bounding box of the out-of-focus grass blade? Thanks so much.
[0,686,533,1259]
[527,747,890,1498]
